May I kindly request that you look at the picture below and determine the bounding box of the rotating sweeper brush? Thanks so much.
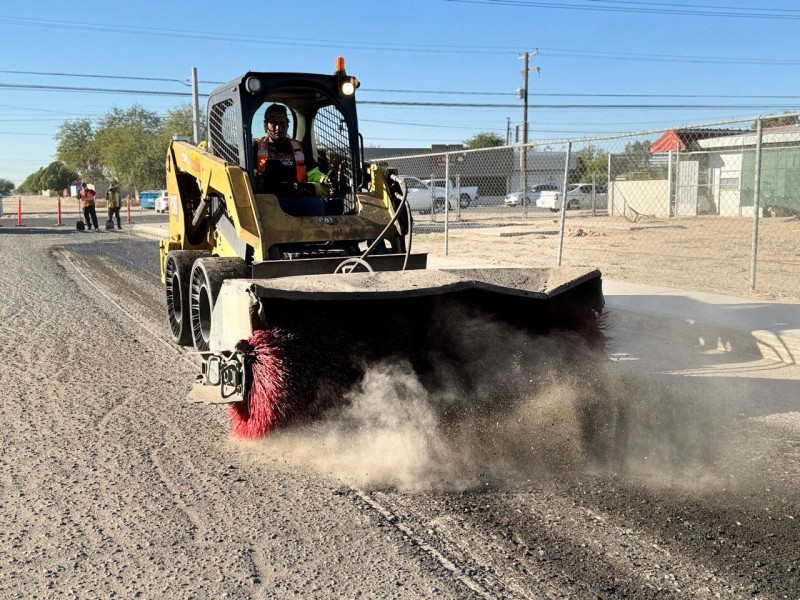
[158,60,605,438]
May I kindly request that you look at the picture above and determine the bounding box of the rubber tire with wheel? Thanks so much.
[459,194,471,209]
[433,197,446,213]
[189,257,249,352]
[165,250,210,346]
[567,199,580,210]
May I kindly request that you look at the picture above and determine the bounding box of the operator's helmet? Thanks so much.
[264,103,288,124]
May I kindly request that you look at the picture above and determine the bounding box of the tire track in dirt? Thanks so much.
[70,252,499,598]
[354,490,506,600]
[148,448,204,542]
[52,237,471,598]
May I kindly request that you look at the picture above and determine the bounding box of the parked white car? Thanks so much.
[537,183,608,211]
[422,178,478,208]
[504,184,559,207]
[397,176,454,213]
[155,190,169,213]
[140,189,169,212]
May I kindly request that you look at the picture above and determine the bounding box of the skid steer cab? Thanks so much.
[159,57,419,353]
[158,58,605,438]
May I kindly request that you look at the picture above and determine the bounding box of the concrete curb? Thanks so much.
[604,282,800,365]
[131,224,168,240]
[605,306,799,364]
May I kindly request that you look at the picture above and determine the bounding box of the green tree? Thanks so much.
[19,162,78,194]
[55,119,103,181]
[463,131,505,149]
[0,178,15,195]
[94,104,165,190]
[19,168,44,194]
[54,103,203,195]
[751,113,798,130]
[160,103,204,143]
[573,145,609,184]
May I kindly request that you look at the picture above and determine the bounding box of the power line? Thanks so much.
[7,68,800,101]
[2,82,797,111]
[0,15,517,56]
[444,0,800,20]
[0,69,190,85]
[585,0,800,15]
[0,82,200,98]
[361,100,800,110]
[0,131,53,136]
[538,47,800,67]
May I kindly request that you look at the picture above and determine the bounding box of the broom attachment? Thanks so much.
[224,278,606,439]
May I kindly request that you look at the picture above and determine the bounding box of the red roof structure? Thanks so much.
[649,129,742,153]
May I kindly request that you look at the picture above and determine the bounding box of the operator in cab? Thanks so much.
[253,103,328,216]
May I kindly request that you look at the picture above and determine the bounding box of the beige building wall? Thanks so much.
[610,179,670,217]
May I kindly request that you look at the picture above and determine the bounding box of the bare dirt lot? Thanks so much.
[413,211,800,302]
[7,195,799,301]
[0,225,798,598]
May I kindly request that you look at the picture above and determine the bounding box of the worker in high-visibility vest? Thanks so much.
[77,183,99,230]
[252,103,328,216]
[107,184,121,229]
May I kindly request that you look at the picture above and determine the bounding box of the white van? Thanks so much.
[537,183,608,211]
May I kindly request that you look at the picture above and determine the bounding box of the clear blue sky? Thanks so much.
[2,0,799,185]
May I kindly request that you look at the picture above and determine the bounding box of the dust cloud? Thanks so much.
[236,314,735,492]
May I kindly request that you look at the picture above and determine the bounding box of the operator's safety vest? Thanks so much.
[255,137,306,182]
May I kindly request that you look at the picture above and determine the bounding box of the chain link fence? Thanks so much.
[369,113,800,301]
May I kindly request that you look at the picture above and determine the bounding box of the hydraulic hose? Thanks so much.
[335,173,412,273]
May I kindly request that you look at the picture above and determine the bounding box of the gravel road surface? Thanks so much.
[0,227,798,599]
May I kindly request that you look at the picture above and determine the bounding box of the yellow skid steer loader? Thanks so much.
[159,59,604,438]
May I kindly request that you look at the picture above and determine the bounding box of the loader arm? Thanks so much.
[165,140,262,260]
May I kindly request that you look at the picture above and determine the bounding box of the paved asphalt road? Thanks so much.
[0,228,798,599]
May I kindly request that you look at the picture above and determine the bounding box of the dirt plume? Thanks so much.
[237,315,732,492]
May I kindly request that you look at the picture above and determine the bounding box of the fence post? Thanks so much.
[608,153,613,216]
[57,196,63,225]
[557,141,572,267]
[430,172,435,223]
[15,195,22,227]
[455,173,461,221]
[667,150,673,217]
[675,143,681,216]
[750,117,764,291]
[522,144,529,219]
[126,196,132,224]
[444,154,450,256]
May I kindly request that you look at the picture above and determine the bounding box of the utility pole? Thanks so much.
[518,50,539,216]
[191,67,201,145]
[506,117,511,145]
[522,52,530,148]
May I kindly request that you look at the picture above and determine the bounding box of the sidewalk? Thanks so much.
[134,223,800,364]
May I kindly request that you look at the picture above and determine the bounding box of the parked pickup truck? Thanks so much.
[397,176,454,213]
[536,183,608,212]
[422,178,478,209]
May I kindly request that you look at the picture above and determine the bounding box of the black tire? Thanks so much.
[165,250,210,346]
[459,194,471,209]
[549,208,559,213]
[189,257,249,352]
[433,197,446,213]
[567,199,580,210]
